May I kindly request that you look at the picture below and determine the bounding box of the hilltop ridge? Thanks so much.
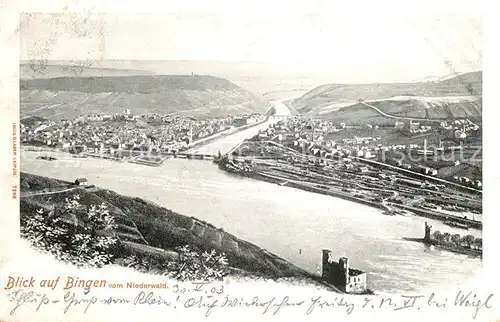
[20,73,270,120]
[289,71,482,122]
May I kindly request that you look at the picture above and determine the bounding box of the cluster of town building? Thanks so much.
[258,117,422,161]
[20,110,264,155]
[394,119,480,139]
[395,120,432,135]
[440,119,480,140]
[253,116,481,189]
[452,175,482,188]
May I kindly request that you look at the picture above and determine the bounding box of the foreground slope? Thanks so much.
[289,71,482,122]
[20,74,270,120]
[20,172,326,283]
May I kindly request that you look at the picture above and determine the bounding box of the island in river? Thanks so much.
[403,222,482,259]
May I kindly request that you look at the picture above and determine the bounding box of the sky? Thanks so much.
[19,7,482,83]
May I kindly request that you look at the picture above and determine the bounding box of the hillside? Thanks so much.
[20,172,326,283]
[20,74,271,120]
[289,71,482,122]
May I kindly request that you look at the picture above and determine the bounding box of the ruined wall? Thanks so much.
[424,221,432,241]
[322,250,349,291]
[322,250,368,293]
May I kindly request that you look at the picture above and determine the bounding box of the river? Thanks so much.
[190,99,291,155]
[20,100,481,294]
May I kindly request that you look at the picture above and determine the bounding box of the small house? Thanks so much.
[75,178,88,186]
[359,166,369,173]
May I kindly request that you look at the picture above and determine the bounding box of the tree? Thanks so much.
[450,234,461,246]
[21,207,70,259]
[21,194,118,268]
[66,200,118,267]
[432,230,442,243]
[441,232,451,245]
[473,237,482,250]
[461,234,476,249]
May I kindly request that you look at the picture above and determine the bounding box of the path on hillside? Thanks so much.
[20,186,88,198]
[360,101,445,122]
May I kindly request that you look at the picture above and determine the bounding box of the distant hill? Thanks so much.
[20,63,155,79]
[20,73,271,120]
[289,71,482,122]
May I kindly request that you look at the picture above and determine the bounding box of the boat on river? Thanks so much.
[37,155,57,161]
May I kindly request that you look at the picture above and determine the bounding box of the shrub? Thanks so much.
[122,254,157,273]
[21,207,69,258]
[22,193,230,280]
[167,245,229,281]
[122,245,229,281]
[21,194,118,268]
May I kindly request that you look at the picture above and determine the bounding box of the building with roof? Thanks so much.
[75,178,89,186]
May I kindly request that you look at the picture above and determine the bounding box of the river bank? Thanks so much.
[402,237,482,259]
[20,115,270,168]
[219,161,388,211]
[218,158,482,231]
[184,116,269,154]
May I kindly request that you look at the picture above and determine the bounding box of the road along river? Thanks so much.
[20,100,481,294]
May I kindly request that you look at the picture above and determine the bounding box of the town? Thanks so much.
[248,116,482,187]
[218,115,483,232]
[20,109,266,165]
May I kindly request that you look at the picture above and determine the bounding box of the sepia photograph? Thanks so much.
[1,3,496,321]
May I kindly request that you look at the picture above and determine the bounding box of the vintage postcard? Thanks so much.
[1,1,499,321]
